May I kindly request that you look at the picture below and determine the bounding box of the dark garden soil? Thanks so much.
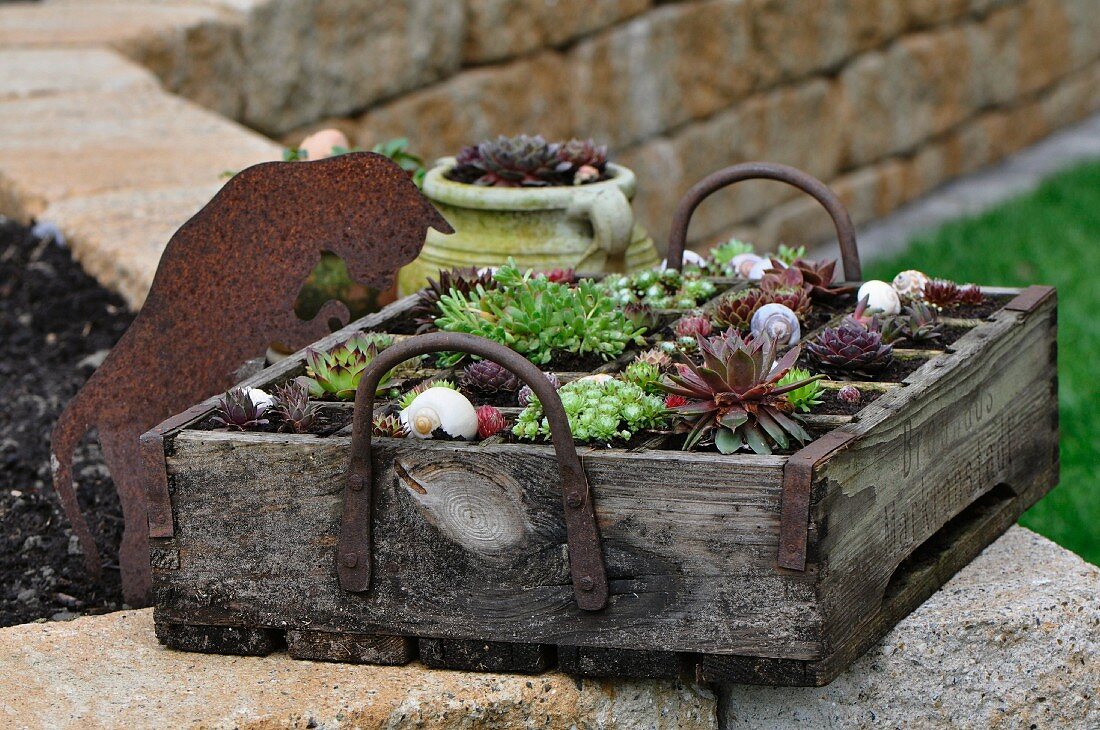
[1,218,132,627]
[816,388,883,415]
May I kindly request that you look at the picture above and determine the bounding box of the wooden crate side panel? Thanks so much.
[154,435,827,657]
[813,297,1059,651]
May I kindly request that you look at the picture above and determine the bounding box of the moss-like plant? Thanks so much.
[435,262,645,366]
[600,268,716,309]
[513,377,668,443]
[303,332,394,400]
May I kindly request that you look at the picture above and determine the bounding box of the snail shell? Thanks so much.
[857,280,901,316]
[729,253,764,278]
[400,386,478,440]
[892,269,929,298]
[750,303,801,346]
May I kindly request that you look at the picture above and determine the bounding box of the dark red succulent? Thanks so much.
[412,266,498,331]
[959,285,984,305]
[805,322,894,377]
[790,258,856,302]
[923,279,963,309]
[476,405,507,439]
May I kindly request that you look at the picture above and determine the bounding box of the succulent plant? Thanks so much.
[542,267,576,284]
[303,333,394,400]
[447,135,609,187]
[411,266,499,331]
[435,262,645,366]
[664,394,688,409]
[887,301,944,345]
[476,405,507,439]
[600,268,716,309]
[517,371,561,407]
[370,137,426,188]
[959,284,984,306]
[372,413,408,438]
[271,381,319,433]
[513,377,667,443]
[675,313,713,339]
[707,238,755,272]
[461,360,521,394]
[212,387,271,431]
[777,367,825,413]
[776,244,807,265]
[805,322,894,377]
[623,302,659,330]
[713,289,767,329]
[759,269,812,315]
[398,379,457,410]
[634,348,673,371]
[837,385,862,405]
[791,258,855,302]
[923,279,963,309]
[660,329,821,454]
[623,360,663,395]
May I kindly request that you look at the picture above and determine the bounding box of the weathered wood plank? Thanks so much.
[285,630,414,665]
[557,645,685,679]
[154,621,280,656]
[418,638,551,673]
[810,296,1058,653]
[156,436,824,657]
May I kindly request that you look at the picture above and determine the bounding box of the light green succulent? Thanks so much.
[710,238,755,265]
[513,377,668,443]
[776,244,808,265]
[599,268,716,309]
[302,332,394,400]
[777,367,825,413]
[622,360,663,395]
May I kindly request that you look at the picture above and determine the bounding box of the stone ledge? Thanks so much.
[0,611,717,730]
[1,528,1095,728]
[722,527,1100,728]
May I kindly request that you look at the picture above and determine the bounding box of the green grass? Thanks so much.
[863,161,1100,565]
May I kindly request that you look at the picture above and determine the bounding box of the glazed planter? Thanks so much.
[144,164,1058,686]
[397,159,661,295]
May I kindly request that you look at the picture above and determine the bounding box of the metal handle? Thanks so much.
[337,332,609,611]
[665,162,862,281]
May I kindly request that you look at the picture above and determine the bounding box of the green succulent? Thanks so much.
[776,244,807,265]
[623,360,663,395]
[777,367,825,413]
[513,377,668,443]
[434,261,645,366]
[711,238,755,265]
[303,332,394,400]
[599,268,716,309]
[369,137,426,188]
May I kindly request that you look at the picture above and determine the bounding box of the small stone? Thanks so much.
[21,535,46,552]
[67,534,82,556]
[76,349,110,371]
[16,588,36,604]
[50,610,78,622]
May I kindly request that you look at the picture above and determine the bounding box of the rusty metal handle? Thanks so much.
[665,161,862,281]
[337,332,609,611]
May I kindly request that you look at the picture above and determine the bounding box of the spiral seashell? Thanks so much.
[400,386,478,440]
[892,269,929,298]
[857,280,901,316]
[750,303,801,346]
[729,253,764,278]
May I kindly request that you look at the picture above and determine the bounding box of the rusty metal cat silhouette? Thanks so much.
[50,152,453,604]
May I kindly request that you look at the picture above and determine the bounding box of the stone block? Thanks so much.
[721,528,1100,728]
[566,0,760,149]
[462,0,652,64]
[0,1,228,48]
[0,48,159,101]
[0,88,278,219]
[237,0,465,135]
[38,184,222,309]
[0,610,718,729]
[354,51,574,159]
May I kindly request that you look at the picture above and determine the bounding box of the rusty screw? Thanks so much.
[566,492,583,508]
[342,553,358,568]
[577,576,594,592]
[348,474,364,492]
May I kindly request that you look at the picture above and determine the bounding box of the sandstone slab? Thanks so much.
[0,610,717,730]
[721,527,1100,729]
[0,1,229,48]
[39,184,223,309]
[0,48,158,100]
[0,88,278,220]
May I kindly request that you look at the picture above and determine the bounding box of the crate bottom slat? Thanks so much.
[418,638,552,673]
[155,622,282,656]
[557,645,687,679]
[286,630,414,665]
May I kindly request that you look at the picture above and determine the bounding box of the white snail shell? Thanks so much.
[400,386,478,440]
[660,250,706,271]
[750,303,801,346]
[576,373,614,384]
[892,269,929,298]
[245,387,274,413]
[298,128,349,161]
[729,253,764,278]
[857,280,901,316]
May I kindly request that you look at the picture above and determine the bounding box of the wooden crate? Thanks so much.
[145,281,1058,686]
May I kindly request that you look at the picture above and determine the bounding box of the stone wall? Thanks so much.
[130,0,1100,253]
